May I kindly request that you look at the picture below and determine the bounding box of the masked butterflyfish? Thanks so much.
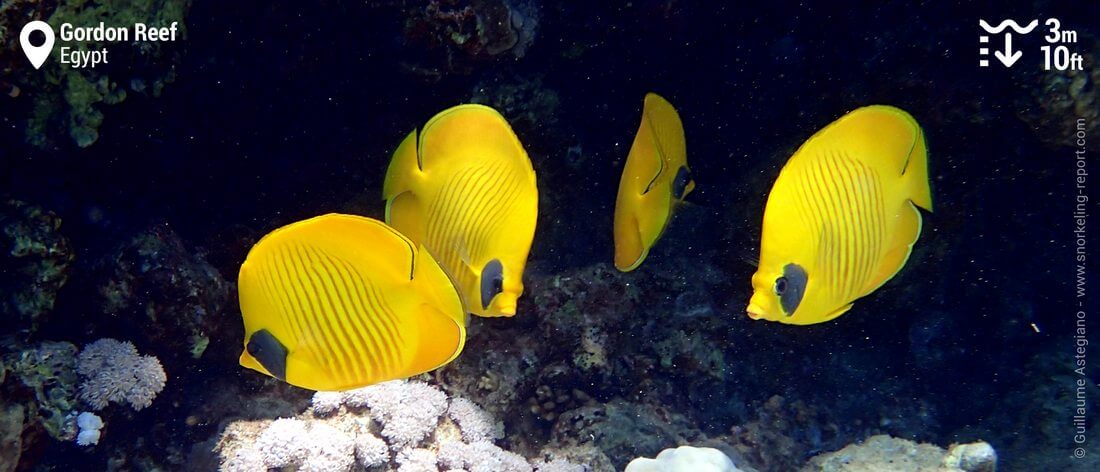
[383,104,538,318]
[613,93,695,272]
[747,105,933,325]
[237,213,467,391]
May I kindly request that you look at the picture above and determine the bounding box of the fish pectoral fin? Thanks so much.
[452,237,475,270]
[863,202,923,294]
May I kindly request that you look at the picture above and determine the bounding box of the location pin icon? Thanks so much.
[20,21,55,70]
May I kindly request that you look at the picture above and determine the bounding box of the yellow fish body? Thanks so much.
[237,214,466,391]
[384,104,538,317]
[613,93,695,272]
[747,105,933,325]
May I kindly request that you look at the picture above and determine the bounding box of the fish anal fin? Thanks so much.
[821,303,853,323]
[863,202,923,294]
[614,213,648,272]
[402,303,466,378]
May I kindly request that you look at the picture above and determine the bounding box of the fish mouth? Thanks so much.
[746,304,765,320]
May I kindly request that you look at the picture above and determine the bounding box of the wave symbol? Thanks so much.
[979,19,1038,34]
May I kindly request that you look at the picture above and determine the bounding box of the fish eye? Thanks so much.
[774,277,788,295]
[247,338,261,355]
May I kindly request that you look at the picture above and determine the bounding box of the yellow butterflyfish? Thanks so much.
[384,104,538,318]
[746,105,933,325]
[613,93,695,272]
[237,214,466,391]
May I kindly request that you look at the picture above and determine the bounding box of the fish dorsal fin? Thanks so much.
[862,202,923,295]
[383,128,428,238]
[640,93,686,195]
[418,105,524,171]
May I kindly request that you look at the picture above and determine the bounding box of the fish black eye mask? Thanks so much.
[247,329,288,380]
[672,165,693,200]
[480,258,504,309]
[778,263,807,316]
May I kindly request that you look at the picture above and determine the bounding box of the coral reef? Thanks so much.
[2,341,80,441]
[214,379,584,472]
[76,338,166,411]
[2,0,191,148]
[94,224,229,365]
[800,435,996,472]
[0,199,74,335]
[471,74,560,134]
[401,0,539,77]
[0,402,25,472]
[1017,33,1099,150]
[727,395,841,472]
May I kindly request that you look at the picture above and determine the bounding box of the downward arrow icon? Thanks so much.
[994,33,1022,67]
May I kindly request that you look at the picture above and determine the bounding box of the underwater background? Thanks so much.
[1,1,1098,471]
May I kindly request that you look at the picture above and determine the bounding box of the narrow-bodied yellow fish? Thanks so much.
[613,93,695,272]
[384,104,538,317]
[237,214,466,391]
[746,105,933,325]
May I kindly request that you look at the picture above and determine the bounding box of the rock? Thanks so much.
[95,223,229,365]
[0,199,74,334]
[801,434,996,472]
[942,441,997,472]
[0,402,25,472]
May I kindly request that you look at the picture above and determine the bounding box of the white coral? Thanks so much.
[255,418,309,468]
[217,380,585,472]
[220,447,266,472]
[301,422,355,472]
[443,441,532,472]
[355,431,390,467]
[311,391,345,415]
[396,448,438,472]
[448,397,503,443]
[76,338,167,411]
[360,380,449,450]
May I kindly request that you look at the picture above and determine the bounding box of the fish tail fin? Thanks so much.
[903,122,933,212]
